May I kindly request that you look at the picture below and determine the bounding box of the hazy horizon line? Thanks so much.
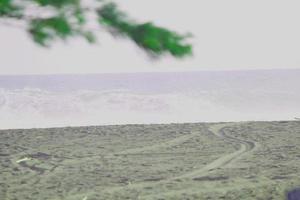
[0,67,300,77]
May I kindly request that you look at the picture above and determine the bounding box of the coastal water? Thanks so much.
[0,69,299,129]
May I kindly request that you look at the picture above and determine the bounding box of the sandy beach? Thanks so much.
[0,121,300,199]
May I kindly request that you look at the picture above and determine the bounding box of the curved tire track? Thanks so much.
[174,123,256,179]
[102,123,257,194]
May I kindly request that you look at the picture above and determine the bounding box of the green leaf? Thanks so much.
[32,0,79,8]
[74,8,86,25]
[0,0,22,18]
[82,31,96,43]
[29,16,73,46]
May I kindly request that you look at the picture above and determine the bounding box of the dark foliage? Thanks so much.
[0,0,192,58]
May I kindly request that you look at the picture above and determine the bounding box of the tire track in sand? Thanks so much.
[137,123,258,198]
[173,123,256,179]
[102,123,257,195]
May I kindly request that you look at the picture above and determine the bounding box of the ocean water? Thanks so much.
[0,69,299,129]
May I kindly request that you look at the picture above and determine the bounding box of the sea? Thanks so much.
[0,69,299,129]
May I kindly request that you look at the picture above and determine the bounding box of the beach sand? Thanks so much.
[0,121,300,199]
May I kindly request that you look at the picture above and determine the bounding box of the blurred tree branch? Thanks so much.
[0,0,193,58]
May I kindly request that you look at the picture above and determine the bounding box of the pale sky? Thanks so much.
[1,0,300,75]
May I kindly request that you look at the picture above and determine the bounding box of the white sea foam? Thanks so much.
[0,69,299,129]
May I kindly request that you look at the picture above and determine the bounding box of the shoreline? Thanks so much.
[0,119,298,131]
